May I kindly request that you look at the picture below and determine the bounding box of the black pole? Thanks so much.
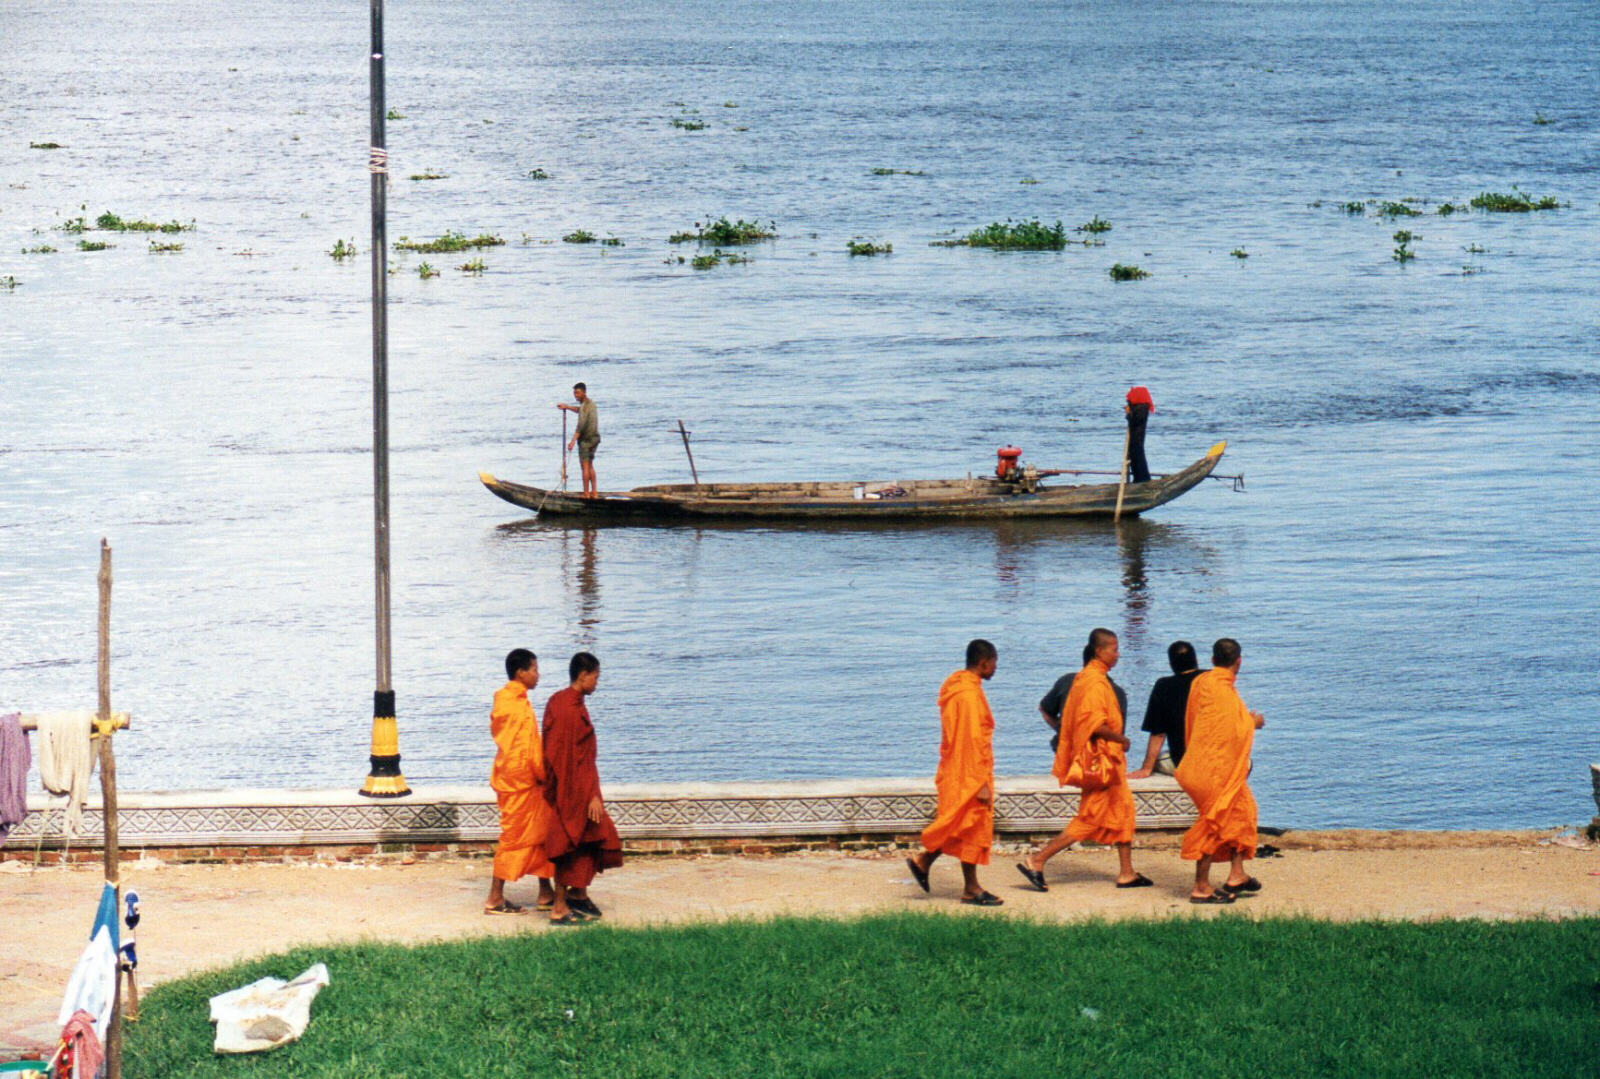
[362,0,408,797]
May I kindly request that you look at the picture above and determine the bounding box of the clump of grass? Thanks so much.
[416,262,439,278]
[96,212,192,233]
[394,231,505,253]
[1,275,17,289]
[77,239,112,251]
[1465,243,1487,254]
[526,168,551,180]
[690,249,752,270]
[408,171,447,181]
[1019,177,1040,185]
[148,240,184,253]
[1340,201,1367,214]
[846,240,892,256]
[1392,229,1416,262]
[1109,263,1149,280]
[1076,215,1113,234]
[1437,202,1461,215]
[1470,188,1560,212]
[329,238,358,260]
[29,141,62,150]
[22,244,56,254]
[386,108,406,120]
[1378,201,1421,218]
[722,101,738,108]
[937,219,1068,250]
[55,216,88,233]
[1533,112,1550,125]
[668,217,776,245]
[1230,248,1248,259]
[563,230,597,244]
[457,258,486,274]
[600,237,624,247]
[870,167,925,176]
[671,117,707,131]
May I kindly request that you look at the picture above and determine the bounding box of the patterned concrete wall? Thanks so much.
[9,776,1197,849]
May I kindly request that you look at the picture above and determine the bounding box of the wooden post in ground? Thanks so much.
[1113,428,1131,522]
[97,538,124,1079]
[677,419,700,486]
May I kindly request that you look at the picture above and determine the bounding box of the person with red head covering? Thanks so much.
[1125,386,1155,483]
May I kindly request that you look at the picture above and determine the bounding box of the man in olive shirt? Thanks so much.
[557,382,601,498]
[1128,640,1201,778]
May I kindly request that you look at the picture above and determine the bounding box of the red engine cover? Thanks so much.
[995,446,1023,478]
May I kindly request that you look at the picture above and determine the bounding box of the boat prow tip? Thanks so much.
[477,470,497,485]
[1207,440,1227,458]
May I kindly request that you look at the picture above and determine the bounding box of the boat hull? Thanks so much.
[480,443,1226,523]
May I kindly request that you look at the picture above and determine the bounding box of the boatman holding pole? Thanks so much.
[906,639,1003,906]
[557,383,601,499]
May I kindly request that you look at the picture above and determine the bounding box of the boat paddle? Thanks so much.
[560,410,569,491]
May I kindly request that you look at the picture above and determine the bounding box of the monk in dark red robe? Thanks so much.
[541,651,622,924]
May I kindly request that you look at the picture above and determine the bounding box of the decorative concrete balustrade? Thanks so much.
[4,775,1197,862]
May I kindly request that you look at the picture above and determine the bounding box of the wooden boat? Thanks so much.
[479,442,1229,522]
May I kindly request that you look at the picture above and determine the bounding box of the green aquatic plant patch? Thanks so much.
[29,141,63,149]
[416,262,439,278]
[668,217,776,245]
[1076,215,1112,234]
[328,238,358,261]
[394,231,505,253]
[408,171,447,181]
[937,219,1068,250]
[95,212,192,233]
[1470,189,1560,212]
[22,244,56,254]
[148,240,184,253]
[1378,201,1421,217]
[76,240,112,251]
[124,914,1600,1079]
[562,230,597,244]
[670,117,707,130]
[847,240,892,256]
[871,167,925,176]
[457,258,486,274]
[1109,262,1149,280]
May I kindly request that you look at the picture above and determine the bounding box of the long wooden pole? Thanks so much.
[676,419,700,486]
[561,411,569,490]
[1113,428,1130,522]
[98,539,123,1079]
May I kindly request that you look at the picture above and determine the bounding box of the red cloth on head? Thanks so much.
[1126,386,1155,411]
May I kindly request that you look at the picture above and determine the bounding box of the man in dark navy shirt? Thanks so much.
[1129,640,1202,778]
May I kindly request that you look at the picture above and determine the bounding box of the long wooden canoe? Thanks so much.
[478,442,1227,522]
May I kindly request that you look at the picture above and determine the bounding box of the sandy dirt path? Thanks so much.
[4,831,1598,1055]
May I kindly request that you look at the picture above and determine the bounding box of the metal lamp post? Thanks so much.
[360,0,409,798]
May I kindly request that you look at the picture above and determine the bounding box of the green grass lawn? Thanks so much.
[126,914,1600,1078]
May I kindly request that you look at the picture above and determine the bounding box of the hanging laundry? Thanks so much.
[0,712,28,845]
[35,712,95,838]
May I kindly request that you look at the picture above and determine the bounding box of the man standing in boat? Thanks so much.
[1125,386,1154,484]
[557,383,601,499]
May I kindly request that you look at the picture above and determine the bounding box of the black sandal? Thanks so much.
[1015,862,1048,892]
[1115,873,1154,889]
[906,856,931,893]
[483,900,526,915]
[1188,891,1236,905]
[960,890,1004,907]
[1221,877,1261,895]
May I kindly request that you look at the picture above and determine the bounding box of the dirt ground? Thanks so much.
[4,830,1598,1056]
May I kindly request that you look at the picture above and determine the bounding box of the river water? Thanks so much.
[2,0,1596,828]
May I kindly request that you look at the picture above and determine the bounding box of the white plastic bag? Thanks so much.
[208,962,330,1054]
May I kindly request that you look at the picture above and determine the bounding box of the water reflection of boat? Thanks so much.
[480,442,1228,523]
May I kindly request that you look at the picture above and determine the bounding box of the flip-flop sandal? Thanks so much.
[548,912,589,926]
[1115,873,1154,889]
[484,901,526,916]
[960,891,1004,907]
[1015,862,1048,892]
[1222,877,1262,895]
[906,856,931,893]
[1188,892,1236,905]
[536,898,556,911]
[570,897,603,919]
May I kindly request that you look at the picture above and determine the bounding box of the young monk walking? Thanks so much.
[1016,628,1152,891]
[541,652,623,924]
[1175,638,1265,904]
[486,648,556,915]
[907,639,1002,906]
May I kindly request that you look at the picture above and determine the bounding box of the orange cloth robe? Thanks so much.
[1049,659,1136,844]
[1175,668,1258,862]
[920,668,996,865]
[490,680,555,882]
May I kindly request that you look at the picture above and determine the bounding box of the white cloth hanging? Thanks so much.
[34,712,95,837]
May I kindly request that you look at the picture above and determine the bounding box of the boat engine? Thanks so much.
[994,446,1023,482]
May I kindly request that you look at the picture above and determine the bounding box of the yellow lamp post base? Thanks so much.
[360,704,411,798]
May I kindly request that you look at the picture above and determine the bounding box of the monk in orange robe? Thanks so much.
[907,639,1001,905]
[541,651,623,925]
[1016,628,1151,890]
[1176,637,1265,904]
[486,648,555,914]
